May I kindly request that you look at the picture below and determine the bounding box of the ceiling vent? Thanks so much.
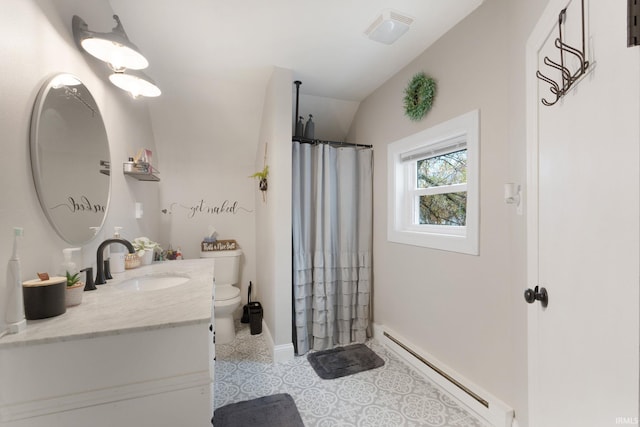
[365,10,414,45]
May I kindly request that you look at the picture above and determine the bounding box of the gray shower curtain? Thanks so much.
[292,141,373,355]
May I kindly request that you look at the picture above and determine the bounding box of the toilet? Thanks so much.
[200,249,242,344]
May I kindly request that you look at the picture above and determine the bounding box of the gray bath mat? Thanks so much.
[307,343,385,379]
[212,393,304,427]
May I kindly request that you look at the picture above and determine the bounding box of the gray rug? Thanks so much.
[212,393,304,427]
[307,343,385,379]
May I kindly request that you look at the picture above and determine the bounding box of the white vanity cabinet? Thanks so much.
[0,259,215,427]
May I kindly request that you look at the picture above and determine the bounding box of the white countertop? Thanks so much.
[0,259,215,349]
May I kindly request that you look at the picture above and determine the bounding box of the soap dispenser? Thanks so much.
[110,227,125,274]
[60,247,81,278]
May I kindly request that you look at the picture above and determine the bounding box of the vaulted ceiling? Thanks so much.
[107,0,483,102]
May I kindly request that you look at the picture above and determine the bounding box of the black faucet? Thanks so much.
[80,267,95,291]
[95,238,135,285]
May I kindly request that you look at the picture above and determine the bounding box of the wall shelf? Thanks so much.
[123,162,160,181]
[124,170,160,181]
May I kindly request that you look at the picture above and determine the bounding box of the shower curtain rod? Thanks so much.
[293,136,373,149]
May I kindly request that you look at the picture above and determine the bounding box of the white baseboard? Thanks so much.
[273,343,295,363]
[261,320,294,363]
[373,323,514,427]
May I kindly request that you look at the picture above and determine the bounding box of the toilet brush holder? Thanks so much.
[248,302,263,335]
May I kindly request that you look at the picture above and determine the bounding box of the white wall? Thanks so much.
[293,93,359,142]
[255,67,294,358]
[148,74,262,305]
[347,0,548,423]
[0,0,160,329]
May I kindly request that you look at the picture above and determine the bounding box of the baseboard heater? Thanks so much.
[383,331,489,408]
[379,327,515,427]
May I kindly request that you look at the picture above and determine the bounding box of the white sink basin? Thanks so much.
[114,274,190,291]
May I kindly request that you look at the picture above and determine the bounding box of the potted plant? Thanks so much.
[132,237,161,265]
[65,271,84,307]
[250,165,269,202]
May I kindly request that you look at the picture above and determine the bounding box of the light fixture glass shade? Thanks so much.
[72,15,149,71]
[81,38,148,71]
[109,71,161,98]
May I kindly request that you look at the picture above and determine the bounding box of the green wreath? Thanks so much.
[403,72,436,121]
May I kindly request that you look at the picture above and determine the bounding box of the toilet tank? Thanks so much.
[200,249,242,285]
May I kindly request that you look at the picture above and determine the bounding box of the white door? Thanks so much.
[526,1,639,426]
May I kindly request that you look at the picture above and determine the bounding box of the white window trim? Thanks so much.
[387,110,479,255]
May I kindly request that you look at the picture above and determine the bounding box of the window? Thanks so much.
[388,110,479,255]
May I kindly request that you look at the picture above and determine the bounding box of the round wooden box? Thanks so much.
[22,276,67,319]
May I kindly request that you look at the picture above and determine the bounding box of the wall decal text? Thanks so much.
[162,199,252,219]
[51,196,106,214]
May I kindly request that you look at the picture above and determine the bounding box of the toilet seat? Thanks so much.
[216,285,240,301]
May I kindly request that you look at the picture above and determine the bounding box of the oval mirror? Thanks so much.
[30,74,110,245]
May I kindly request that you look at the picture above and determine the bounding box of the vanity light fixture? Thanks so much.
[72,15,148,71]
[109,69,161,98]
[72,14,161,98]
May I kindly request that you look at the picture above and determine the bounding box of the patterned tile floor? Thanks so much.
[214,322,487,427]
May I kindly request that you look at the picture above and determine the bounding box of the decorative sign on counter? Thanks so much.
[201,240,238,252]
[161,199,252,219]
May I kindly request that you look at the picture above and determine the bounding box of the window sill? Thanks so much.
[387,227,478,255]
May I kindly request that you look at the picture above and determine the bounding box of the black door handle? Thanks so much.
[524,286,548,307]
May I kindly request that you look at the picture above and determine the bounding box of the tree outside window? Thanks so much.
[416,149,467,226]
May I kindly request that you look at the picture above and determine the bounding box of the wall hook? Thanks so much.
[536,0,590,106]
